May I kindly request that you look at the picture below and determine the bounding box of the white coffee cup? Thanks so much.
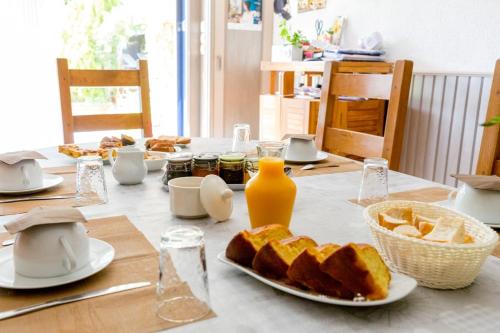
[14,222,90,278]
[285,137,318,161]
[168,177,208,218]
[0,159,43,191]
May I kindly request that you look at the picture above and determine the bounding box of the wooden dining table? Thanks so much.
[1,138,500,333]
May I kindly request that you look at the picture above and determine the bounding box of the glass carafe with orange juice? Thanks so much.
[245,157,296,228]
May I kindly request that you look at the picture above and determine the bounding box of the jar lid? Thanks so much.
[166,152,193,162]
[220,152,245,162]
[194,153,219,162]
[200,175,233,222]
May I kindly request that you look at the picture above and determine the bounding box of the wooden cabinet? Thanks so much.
[259,61,390,140]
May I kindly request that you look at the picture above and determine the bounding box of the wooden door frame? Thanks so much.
[209,0,274,138]
[210,0,226,137]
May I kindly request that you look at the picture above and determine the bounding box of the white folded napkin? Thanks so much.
[4,206,87,234]
[0,150,46,165]
[451,174,500,191]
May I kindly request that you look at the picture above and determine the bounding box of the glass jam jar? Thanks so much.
[192,153,219,177]
[244,157,259,183]
[219,152,245,184]
[162,153,193,185]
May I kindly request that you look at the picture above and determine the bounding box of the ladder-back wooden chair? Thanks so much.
[315,60,413,170]
[57,58,153,144]
[476,60,500,176]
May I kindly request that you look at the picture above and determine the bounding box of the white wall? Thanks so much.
[274,0,500,73]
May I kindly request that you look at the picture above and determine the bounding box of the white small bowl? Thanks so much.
[168,175,234,221]
[168,177,208,218]
[144,151,168,172]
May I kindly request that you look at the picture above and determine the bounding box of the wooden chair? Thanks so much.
[315,60,413,170]
[476,60,500,176]
[57,58,153,144]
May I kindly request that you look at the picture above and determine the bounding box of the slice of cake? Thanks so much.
[287,244,355,299]
[320,243,391,300]
[225,224,293,267]
[253,236,317,280]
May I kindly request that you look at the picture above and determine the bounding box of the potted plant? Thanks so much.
[482,116,500,127]
[278,20,308,61]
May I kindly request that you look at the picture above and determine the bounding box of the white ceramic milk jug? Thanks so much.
[109,147,147,185]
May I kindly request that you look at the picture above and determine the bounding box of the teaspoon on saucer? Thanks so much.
[300,163,340,171]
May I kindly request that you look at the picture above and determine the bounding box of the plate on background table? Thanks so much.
[0,174,64,195]
[0,238,114,289]
[217,252,417,306]
[285,151,329,164]
[164,183,246,192]
[144,151,168,172]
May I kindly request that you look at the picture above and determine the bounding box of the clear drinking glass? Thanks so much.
[256,141,286,159]
[76,156,108,204]
[358,157,389,205]
[231,123,251,152]
[157,226,210,323]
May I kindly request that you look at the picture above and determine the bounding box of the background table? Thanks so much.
[1,138,500,333]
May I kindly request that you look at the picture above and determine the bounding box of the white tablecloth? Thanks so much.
[1,138,499,333]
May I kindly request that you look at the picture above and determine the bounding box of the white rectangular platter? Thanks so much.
[217,251,417,307]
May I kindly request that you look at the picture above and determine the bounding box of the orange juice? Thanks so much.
[245,157,296,228]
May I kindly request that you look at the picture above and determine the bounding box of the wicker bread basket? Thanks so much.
[364,200,499,289]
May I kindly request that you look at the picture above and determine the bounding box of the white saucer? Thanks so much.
[218,252,417,306]
[0,238,115,289]
[0,174,64,195]
[285,151,329,164]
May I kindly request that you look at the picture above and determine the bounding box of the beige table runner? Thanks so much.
[0,215,215,332]
[288,154,362,177]
[0,166,102,216]
[349,187,452,207]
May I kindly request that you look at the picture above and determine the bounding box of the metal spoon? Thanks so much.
[1,239,14,246]
[300,163,340,171]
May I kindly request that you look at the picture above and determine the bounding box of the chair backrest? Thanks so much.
[315,60,413,170]
[57,58,153,144]
[476,59,500,176]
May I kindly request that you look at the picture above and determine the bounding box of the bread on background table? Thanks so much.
[252,236,317,280]
[320,243,391,300]
[287,244,355,299]
[225,224,292,267]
